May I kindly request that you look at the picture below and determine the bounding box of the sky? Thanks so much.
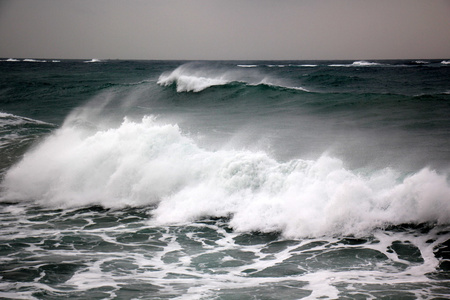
[0,0,449,60]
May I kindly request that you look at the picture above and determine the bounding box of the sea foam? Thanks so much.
[2,115,449,238]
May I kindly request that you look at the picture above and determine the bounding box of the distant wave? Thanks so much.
[84,58,102,63]
[158,63,309,92]
[23,59,47,63]
[238,64,318,68]
[2,114,449,238]
[2,58,61,63]
[330,61,382,67]
[237,64,258,68]
[442,60,450,65]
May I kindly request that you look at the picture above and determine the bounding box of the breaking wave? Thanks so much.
[157,63,309,92]
[1,114,449,238]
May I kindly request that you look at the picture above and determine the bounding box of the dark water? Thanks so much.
[0,58,450,299]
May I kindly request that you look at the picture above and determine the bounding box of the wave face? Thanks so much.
[1,59,450,298]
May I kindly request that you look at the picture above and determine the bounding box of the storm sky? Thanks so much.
[1,0,449,60]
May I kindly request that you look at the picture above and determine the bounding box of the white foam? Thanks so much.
[5,58,19,62]
[441,60,450,65]
[84,58,101,63]
[2,114,449,238]
[237,65,258,68]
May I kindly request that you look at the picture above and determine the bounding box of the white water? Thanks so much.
[2,114,450,238]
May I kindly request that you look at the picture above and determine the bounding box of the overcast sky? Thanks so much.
[1,0,449,60]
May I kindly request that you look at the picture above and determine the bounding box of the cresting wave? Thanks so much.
[1,115,450,238]
[157,63,309,92]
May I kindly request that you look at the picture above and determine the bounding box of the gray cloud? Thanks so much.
[0,0,449,60]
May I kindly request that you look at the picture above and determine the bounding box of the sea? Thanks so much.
[0,58,450,299]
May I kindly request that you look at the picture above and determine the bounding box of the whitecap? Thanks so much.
[352,61,380,66]
[330,61,381,67]
[237,64,258,68]
[23,58,47,62]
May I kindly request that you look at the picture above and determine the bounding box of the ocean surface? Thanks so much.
[0,58,450,299]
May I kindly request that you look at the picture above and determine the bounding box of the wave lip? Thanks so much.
[442,60,450,65]
[84,58,101,63]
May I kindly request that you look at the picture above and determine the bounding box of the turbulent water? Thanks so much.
[1,58,450,299]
